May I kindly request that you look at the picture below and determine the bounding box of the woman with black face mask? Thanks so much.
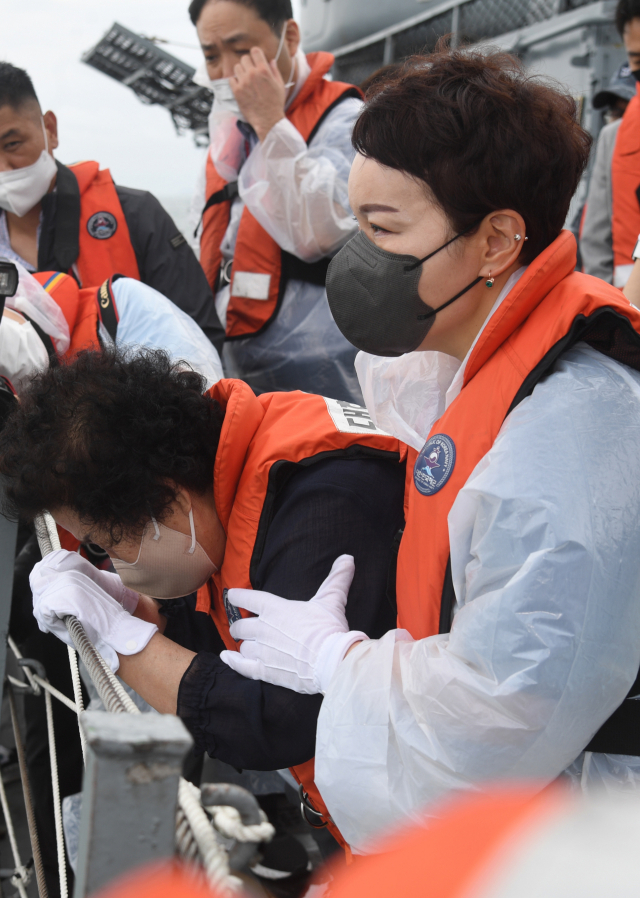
[217,47,640,851]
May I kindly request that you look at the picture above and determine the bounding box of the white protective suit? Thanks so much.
[314,270,640,852]
[0,267,223,394]
[193,51,363,403]
[104,278,223,389]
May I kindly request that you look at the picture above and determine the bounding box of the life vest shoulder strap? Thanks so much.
[96,275,122,343]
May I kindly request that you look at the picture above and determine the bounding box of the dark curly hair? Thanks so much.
[0,349,225,543]
[352,47,592,264]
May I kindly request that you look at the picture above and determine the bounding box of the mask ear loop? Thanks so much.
[150,518,161,541]
[275,23,296,90]
[187,509,197,555]
[40,117,50,154]
[404,220,483,272]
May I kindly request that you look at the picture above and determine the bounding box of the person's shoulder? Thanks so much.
[597,118,622,153]
[114,184,161,206]
[513,343,640,431]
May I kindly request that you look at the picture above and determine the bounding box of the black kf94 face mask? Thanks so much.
[326,225,482,357]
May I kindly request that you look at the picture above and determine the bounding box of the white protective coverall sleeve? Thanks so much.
[110,278,223,388]
[237,97,362,262]
[315,344,640,852]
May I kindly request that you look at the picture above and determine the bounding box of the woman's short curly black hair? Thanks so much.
[0,348,225,543]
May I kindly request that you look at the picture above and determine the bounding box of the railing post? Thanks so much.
[73,711,193,897]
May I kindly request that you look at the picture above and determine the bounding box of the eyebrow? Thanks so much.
[359,203,400,214]
[0,127,20,142]
[200,32,252,50]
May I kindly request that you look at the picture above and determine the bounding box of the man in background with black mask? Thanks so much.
[0,62,224,353]
[581,0,640,288]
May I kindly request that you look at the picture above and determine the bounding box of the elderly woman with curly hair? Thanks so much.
[0,346,405,853]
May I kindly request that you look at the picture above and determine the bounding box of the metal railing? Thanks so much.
[331,0,611,85]
[1,512,274,898]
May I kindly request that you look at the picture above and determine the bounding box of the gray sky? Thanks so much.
[0,0,300,204]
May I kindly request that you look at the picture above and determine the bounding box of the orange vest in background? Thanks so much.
[396,231,640,641]
[195,379,407,850]
[65,162,140,287]
[611,87,640,287]
[201,53,361,339]
[32,271,105,359]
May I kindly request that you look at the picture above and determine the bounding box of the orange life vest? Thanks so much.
[195,378,407,850]
[200,53,362,339]
[611,86,640,287]
[32,271,102,359]
[396,230,640,643]
[62,162,140,287]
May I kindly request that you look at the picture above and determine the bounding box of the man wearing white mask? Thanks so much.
[0,63,225,353]
[190,0,365,401]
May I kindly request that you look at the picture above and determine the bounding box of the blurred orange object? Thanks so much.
[328,786,569,898]
[91,860,226,898]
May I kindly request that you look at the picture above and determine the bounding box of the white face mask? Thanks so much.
[193,23,296,123]
[0,118,57,218]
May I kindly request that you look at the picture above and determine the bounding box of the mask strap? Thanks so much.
[404,220,482,272]
[275,23,296,91]
[40,117,49,154]
[150,518,161,541]
[416,276,483,321]
[187,509,197,555]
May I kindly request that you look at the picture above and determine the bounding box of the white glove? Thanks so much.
[35,549,141,612]
[220,555,368,694]
[30,549,157,672]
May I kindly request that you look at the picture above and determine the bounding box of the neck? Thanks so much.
[6,202,42,269]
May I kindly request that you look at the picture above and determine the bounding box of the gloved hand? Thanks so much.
[220,555,368,694]
[35,549,140,613]
[30,550,157,672]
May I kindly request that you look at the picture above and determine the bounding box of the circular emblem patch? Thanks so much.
[413,434,456,496]
[87,211,117,240]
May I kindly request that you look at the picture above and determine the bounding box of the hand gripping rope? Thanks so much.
[2,512,274,898]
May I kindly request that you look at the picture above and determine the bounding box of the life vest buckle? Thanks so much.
[298,784,329,829]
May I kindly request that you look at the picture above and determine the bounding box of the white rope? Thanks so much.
[45,690,68,898]
[31,512,271,893]
[7,636,40,695]
[7,673,78,715]
[0,761,31,898]
[67,647,87,764]
[177,779,242,895]
[8,685,48,898]
[205,805,274,844]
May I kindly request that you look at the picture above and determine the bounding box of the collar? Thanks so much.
[206,378,267,532]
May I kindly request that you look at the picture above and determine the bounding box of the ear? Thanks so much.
[476,210,526,279]
[173,486,193,518]
[285,19,300,58]
[43,110,59,153]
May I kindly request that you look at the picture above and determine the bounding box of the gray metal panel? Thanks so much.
[73,711,193,897]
